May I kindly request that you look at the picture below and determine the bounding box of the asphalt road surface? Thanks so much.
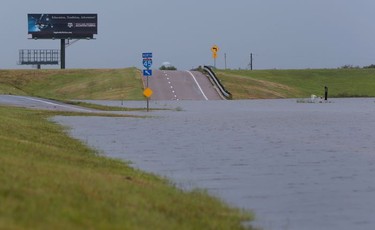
[143,70,222,100]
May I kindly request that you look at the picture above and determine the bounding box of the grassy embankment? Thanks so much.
[0,106,253,229]
[216,68,375,99]
[0,68,144,101]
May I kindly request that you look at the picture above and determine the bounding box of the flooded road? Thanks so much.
[53,99,375,230]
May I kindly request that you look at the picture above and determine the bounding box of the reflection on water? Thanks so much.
[54,99,375,230]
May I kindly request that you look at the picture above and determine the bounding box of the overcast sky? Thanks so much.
[1,0,374,70]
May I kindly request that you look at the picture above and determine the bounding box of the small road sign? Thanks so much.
[211,45,219,54]
[143,59,152,69]
[143,87,153,98]
[142,52,153,59]
[143,69,153,77]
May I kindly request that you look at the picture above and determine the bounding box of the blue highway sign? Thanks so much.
[142,52,153,59]
[143,69,153,77]
[143,59,152,69]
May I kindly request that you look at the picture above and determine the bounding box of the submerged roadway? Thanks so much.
[142,70,222,100]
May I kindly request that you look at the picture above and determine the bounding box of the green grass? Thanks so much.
[0,106,253,230]
[216,68,375,99]
[2,67,375,101]
[0,68,144,100]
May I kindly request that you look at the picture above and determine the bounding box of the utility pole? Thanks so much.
[250,53,253,70]
[224,53,227,69]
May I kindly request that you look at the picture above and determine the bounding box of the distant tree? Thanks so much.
[191,66,203,71]
[363,64,375,69]
[340,65,360,69]
[159,65,177,70]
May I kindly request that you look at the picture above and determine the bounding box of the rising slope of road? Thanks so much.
[143,70,222,100]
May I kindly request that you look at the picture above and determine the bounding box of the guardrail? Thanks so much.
[203,66,232,99]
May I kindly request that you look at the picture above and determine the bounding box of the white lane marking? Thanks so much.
[19,96,93,112]
[186,71,208,100]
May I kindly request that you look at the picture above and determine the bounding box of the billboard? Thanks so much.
[28,14,97,39]
[19,49,59,66]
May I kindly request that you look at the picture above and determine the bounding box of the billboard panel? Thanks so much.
[28,14,98,39]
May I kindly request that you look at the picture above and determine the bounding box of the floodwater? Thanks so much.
[53,99,375,230]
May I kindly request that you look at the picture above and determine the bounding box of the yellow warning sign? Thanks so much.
[211,45,219,54]
[143,88,153,98]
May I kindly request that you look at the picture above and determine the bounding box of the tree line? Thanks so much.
[340,64,375,69]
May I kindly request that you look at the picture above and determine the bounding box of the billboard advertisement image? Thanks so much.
[28,14,98,39]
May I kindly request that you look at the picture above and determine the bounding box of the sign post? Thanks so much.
[142,52,153,112]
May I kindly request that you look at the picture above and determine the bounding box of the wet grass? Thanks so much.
[216,68,375,99]
[63,100,147,112]
[0,106,253,230]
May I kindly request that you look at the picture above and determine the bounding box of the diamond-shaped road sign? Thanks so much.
[143,87,153,98]
[211,45,219,53]
[211,45,219,59]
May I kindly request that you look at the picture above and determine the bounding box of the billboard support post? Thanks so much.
[60,39,66,69]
